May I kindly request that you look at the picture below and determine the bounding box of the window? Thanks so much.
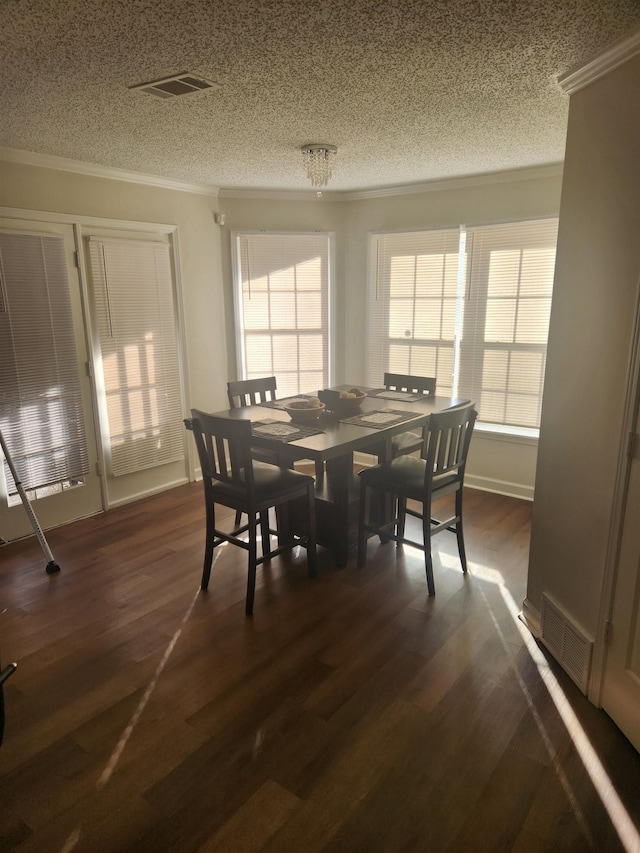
[233,232,332,395]
[0,231,90,497]
[88,237,184,476]
[369,217,558,429]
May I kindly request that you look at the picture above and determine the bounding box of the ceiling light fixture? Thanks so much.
[300,143,337,188]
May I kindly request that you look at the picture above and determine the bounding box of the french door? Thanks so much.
[0,217,188,543]
[0,219,102,539]
[80,227,188,509]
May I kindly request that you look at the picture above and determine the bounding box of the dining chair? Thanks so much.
[383,372,437,458]
[384,372,437,396]
[227,374,324,502]
[358,403,477,596]
[186,410,317,615]
[227,376,282,526]
[227,376,278,409]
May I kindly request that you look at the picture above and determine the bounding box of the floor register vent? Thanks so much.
[540,593,593,695]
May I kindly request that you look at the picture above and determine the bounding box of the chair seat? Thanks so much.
[211,461,314,507]
[391,430,422,456]
[360,456,460,502]
[250,445,282,465]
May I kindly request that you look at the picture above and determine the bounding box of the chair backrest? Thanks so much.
[384,372,436,396]
[422,404,477,486]
[227,376,277,409]
[186,409,255,496]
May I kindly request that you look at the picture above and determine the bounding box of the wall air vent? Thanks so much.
[129,72,221,99]
[540,593,593,694]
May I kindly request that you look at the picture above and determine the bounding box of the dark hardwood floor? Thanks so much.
[1,485,639,852]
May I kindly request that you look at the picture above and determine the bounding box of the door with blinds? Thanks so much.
[83,231,187,509]
[0,219,102,540]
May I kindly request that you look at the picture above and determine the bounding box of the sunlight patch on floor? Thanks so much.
[59,551,218,852]
[470,559,640,853]
[400,542,639,851]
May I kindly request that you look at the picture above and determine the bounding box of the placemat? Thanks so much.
[340,408,421,429]
[367,388,424,402]
[251,419,324,442]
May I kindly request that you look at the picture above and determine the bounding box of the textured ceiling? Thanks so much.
[1,0,639,193]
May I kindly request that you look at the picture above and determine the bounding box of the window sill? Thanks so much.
[474,422,539,446]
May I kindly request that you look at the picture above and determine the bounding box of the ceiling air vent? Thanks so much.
[129,72,220,99]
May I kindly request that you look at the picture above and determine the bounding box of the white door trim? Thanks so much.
[590,269,640,705]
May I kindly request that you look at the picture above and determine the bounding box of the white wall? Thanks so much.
[221,172,562,498]
[1,158,563,500]
[526,52,640,641]
[216,196,346,385]
[0,161,229,417]
[339,175,562,498]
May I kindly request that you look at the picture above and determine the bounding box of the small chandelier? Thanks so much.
[300,143,337,188]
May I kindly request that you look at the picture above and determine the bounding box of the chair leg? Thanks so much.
[306,486,318,578]
[234,509,242,530]
[246,515,258,616]
[422,513,436,596]
[202,502,215,590]
[397,496,407,542]
[260,510,271,556]
[454,490,468,573]
[357,480,369,567]
[375,487,396,544]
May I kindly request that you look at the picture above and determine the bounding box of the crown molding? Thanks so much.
[220,163,564,202]
[218,186,338,201]
[1,146,562,202]
[0,206,177,233]
[340,163,563,200]
[0,147,220,197]
[558,26,640,95]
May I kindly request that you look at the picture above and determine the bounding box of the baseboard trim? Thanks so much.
[106,477,190,510]
[354,453,534,501]
[463,474,534,501]
[520,598,542,638]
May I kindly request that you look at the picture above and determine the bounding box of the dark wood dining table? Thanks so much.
[213,386,469,567]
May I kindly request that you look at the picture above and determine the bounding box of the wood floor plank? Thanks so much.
[194,779,301,853]
[1,484,639,852]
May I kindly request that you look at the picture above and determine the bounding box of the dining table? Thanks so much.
[212,385,469,568]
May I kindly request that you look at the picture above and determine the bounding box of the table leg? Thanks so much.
[324,453,355,568]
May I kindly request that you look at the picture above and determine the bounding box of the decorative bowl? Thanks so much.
[283,399,326,424]
[334,389,366,415]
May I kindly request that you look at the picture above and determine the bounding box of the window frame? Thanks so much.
[367,216,559,436]
[457,217,558,431]
[231,230,335,394]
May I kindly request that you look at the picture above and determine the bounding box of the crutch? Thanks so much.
[0,430,60,574]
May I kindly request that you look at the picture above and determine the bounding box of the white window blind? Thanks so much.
[369,228,462,396]
[369,217,558,430]
[235,232,330,395]
[88,238,184,477]
[0,231,90,494]
[458,219,558,428]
